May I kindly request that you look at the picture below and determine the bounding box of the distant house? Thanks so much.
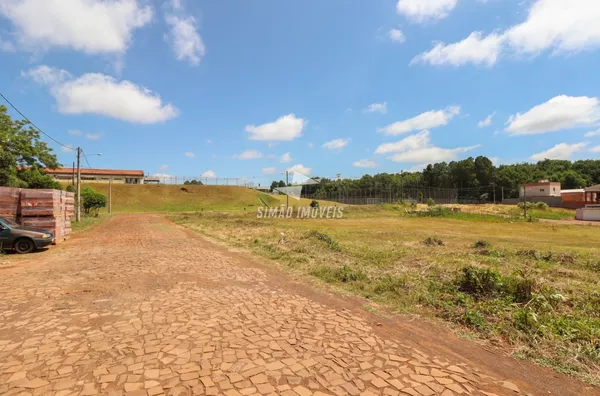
[520,180,561,198]
[45,168,145,184]
[561,188,586,209]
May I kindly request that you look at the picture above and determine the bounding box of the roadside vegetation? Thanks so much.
[171,204,600,385]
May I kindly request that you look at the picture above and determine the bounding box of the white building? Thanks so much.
[519,180,561,198]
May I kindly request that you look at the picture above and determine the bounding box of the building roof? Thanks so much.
[522,181,560,187]
[561,189,585,194]
[584,184,600,192]
[45,168,144,177]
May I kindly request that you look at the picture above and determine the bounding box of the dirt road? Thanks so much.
[0,214,597,396]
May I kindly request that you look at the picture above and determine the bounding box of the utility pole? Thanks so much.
[76,147,81,223]
[492,183,496,204]
[72,161,75,185]
[501,186,504,202]
[108,178,112,214]
[523,185,527,218]
[286,171,289,210]
[400,171,404,202]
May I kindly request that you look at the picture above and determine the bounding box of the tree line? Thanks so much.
[271,156,600,200]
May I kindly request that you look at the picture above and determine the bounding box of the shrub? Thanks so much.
[535,201,549,210]
[464,310,486,329]
[418,191,424,203]
[423,236,444,246]
[457,266,503,298]
[473,240,491,249]
[426,197,436,207]
[66,184,76,193]
[306,230,340,251]
[81,187,107,217]
[310,200,319,208]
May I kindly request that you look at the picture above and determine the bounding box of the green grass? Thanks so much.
[171,206,600,385]
[71,214,111,234]
[79,184,279,213]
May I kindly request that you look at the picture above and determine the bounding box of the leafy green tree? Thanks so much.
[0,105,60,188]
[184,179,203,185]
[81,187,107,217]
[277,180,286,188]
[557,170,587,189]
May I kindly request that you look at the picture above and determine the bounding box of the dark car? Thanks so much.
[0,216,54,254]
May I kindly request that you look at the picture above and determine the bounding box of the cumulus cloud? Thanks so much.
[506,95,600,135]
[234,149,264,160]
[379,106,460,135]
[201,170,216,178]
[0,37,15,52]
[478,112,495,128]
[353,159,378,168]
[388,29,405,43]
[396,0,459,23]
[413,0,600,67]
[262,167,277,175]
[584,128,600,137]
[530,142,588,160]
[165,15,205,66]
[591,146,600,153]
[280,152,292,163]
[85,133,102,140]
[23,65,178,124]
[184,152,195,158]
[375,130,431,154]
[363,102,388,114]
[0,0,152,54]
[322,138,350,150]
[287,164,312,176]
[375,130,479,163]
[245,114,306,141]
[61,145,75,153]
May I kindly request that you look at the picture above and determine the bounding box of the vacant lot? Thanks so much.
[172,205,600,385]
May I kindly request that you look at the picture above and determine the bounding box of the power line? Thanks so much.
[0,91,72,150]
[81,149,93,170]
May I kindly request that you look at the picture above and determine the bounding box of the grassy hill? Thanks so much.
[80,184,280,213]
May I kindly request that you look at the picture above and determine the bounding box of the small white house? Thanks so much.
[519,180,561,198]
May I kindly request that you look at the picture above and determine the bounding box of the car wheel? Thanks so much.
[14,238,35,254]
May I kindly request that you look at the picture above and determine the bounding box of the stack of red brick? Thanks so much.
[0,187,75,244]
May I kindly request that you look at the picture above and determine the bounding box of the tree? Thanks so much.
[184,180,203,185]
[0,105,60,188]
[277,180,286,188]
[557,170,587,189]
[81,187,107,217]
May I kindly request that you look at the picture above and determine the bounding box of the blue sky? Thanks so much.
[1,0,600,185]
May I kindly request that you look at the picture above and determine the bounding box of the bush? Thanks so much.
[423,236,444,246]
[310,200,319,208]
[306,230,340,251]
[66,184,76,193]
[457,266,503,298]
[473,240,491,249]
[81,187,107,217]
[416,206,452,217]
[535,201,549,210]
[417,191,424,203]
[426,197,436,207]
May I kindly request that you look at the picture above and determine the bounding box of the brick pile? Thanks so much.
[0,187,75,244]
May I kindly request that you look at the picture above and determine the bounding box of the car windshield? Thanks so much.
[0,217,19,227]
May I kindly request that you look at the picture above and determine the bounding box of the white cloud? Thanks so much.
[85,133,102,140]
[184,152,195,158]
[201,170,216,178]
[170,0,183,10]
[412,32,503,66]
[61,145,74,153]
[165,15,205,66]
[363,102,388,114]
[245,114,306,141]
[591,146,600,153]
[489,157,500,166]
[322,138,350,150]
[0,0,152,54]
[159,164,169,171]
[396,0,459,23]
[262,167,277,175]
[0,37,15,52]
[24,66,178,124]
[413,0,600,67]
[388,29,405,43]
[390,145,480,163]
[478,112,495,128]
[287,164,312,176]
[374,130,479,163]
[530,142,588,160]
[234,149,264,160]
[68,129,82,136]
[584,128,600,137]
[379,106,460,135]
[353,159,378,168]
[375,130,431,154]
[280,152,292,163]
[506,95,600,135]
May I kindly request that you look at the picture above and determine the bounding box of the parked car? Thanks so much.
[0,216,54,254]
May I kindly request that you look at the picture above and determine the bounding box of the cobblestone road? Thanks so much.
[0,215,593,396]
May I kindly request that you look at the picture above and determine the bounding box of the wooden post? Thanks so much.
[108,178,112,214]
[76,147,81,223]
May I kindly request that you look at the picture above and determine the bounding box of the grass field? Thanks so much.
[171,205,600,385]
[80,184,280,213]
